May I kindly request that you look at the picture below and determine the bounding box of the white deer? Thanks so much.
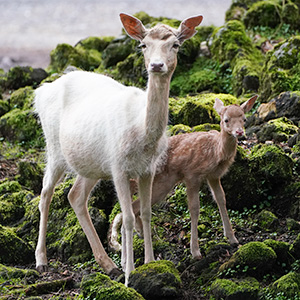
[34,13,203,285]
[110,96,257,259]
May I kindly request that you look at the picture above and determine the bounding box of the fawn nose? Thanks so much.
[149,62,165,72]
[235,128,244,136]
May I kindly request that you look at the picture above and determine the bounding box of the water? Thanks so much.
[0,0,231,70]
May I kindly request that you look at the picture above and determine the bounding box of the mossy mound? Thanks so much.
[211,277,260,300]
[47,37,113,73]
[5,66,48,90]
[169,93,237,126]
[81,273,145,300]
[290,233,300,259]
[0,86,44,148]
[210,20,262,95]
[254,117,299,143]
[0,190,34,226]
[263,239,291,266]
[256,210,279,231]
[260,36,300,101]
[0,224,34,264]
[222,144,294,210]
[268,272,300,298]
[129,260,181,300]
[219,242,277,278]
[243,0,299,29]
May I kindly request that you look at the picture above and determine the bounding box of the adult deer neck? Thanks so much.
[144,73,171,143]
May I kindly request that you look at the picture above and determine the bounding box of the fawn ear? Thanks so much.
[177,15,203,44]
[214,98,225,115]
[241,95,258,113]
[120,13,147,41]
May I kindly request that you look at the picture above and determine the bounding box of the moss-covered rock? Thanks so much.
[256,210,279,231]
[219,242,277,278]
[0,263,39,281]
[129,260,181,300]
[211,277,260,300]
[81,272,145,300]
[243,0,299,29]
[169,93,237,126]
[17,159,43,194]
[0,224,34,264]
[47,42,103,73]
[268,272,300,298]
[260,36,300,102]
[5,66,48,90]
[0,180,22,194]
[0,107,44,147]
[9,86,35,110]
[255,117,299,143]
[290,233,300,259]
[210,20,262,96]
[263,239,291,266]
[0,190,34,226]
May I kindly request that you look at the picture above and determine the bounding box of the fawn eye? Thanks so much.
[139,43,146,49]
[224,119,229,123]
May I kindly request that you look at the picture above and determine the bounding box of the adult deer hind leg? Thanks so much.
[207,177,238,245]
[68,175,120,278]
[36,161,65,272]
[186,180,202,259]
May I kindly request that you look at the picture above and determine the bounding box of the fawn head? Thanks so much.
[214,95,257,138]
[120,13,203,75]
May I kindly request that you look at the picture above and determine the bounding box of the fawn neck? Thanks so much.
[218,129,238,161]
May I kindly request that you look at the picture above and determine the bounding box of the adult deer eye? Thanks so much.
[172,43,180,49]
[224,119,229,123]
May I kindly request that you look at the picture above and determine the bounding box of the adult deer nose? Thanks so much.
[150,63,164,72]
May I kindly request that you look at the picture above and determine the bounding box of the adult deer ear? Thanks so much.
[241,95,258,113]
[177,15,203,44]
[214,98,225,115]
[120,13,147,41]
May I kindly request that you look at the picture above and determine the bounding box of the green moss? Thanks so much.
[260,36,300,101]
[263,239,291,263]
[48,42,103,73]
[290,234,300,259]
[0,264,38,280]
[0,224,34,264]
[211,277,260,300]
[169,93,237,126]
[9,86,35,110]
[0,107,44,148]
[131,260,181,283]
[75,36,114,52]
[270,272,300,297]
[81,273,145,300]
[219,242,277,277]
[0,190,33,226]
[256,210,279,230]
[0,180,22,194]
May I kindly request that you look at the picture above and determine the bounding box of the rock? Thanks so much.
[6,66,48,90]
[128,260,182,300]
[269,272,300,298]
[219,242,277,278]
[210,20,262,95]
[260,36,300,102]
[290,233,300,259]
[81,273,145,300]
[0,224,34,264]
[211,277,260,300]
[256,210,279,231]
[169,93,237,126]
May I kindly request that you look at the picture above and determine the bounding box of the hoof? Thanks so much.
[36,265,48,273]
[108,268,123,280]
